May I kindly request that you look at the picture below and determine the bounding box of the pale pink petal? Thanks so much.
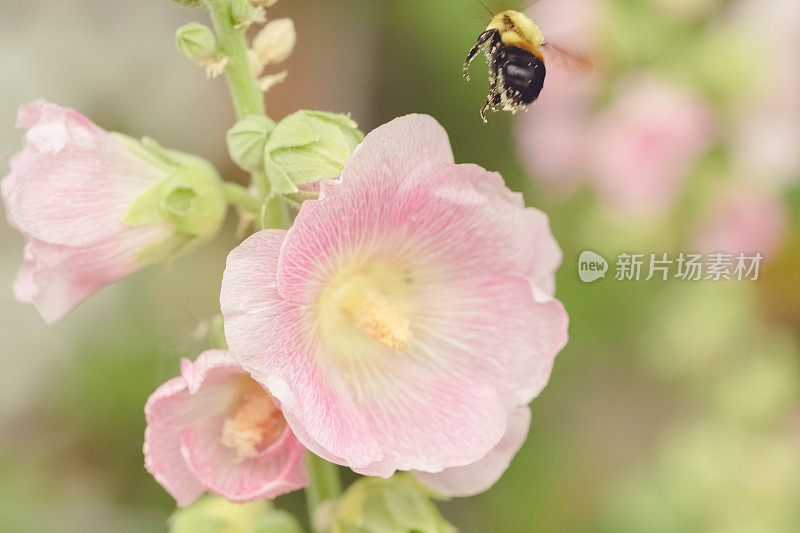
[16,224,170,323]
[180,416,308,503]
[144,350,242,506]
[12,254,37,304]
[345,113,455,184]
[412,404,532,496]
[6,131,163,247]
[144,374,207,506]
[1,149,35,230]
[278,161,561,304]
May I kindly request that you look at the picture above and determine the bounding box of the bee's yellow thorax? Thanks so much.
[487,10,545,53]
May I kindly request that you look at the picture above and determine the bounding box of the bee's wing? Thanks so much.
[540,42,593,72]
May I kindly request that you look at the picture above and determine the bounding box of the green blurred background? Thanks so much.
[1,0,799,531]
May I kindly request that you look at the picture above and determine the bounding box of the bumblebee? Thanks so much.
[464,10,548,122]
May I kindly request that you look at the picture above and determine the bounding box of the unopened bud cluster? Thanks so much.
[227,110,363,194]
[175,0,295,90]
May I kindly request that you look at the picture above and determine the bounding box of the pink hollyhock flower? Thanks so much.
[144,349,308,505]
[691,183,788,261]
[589,76,717,214]
[2,99,225,323]
[221,114,568,489]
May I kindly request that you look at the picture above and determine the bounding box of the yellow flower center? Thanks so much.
[221,379,286,460]
[316,261,414,356]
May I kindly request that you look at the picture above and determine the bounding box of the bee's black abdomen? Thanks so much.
[501,46,546,104]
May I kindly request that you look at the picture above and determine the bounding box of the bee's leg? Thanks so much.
[480,93,502,122]
[480,59,503,122]
[464,29,500,80]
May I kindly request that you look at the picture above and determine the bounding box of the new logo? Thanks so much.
[578,250,608,283]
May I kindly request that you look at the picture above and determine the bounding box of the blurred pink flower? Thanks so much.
[691,184,788,260]
[220,115,568,488]
[1,99,173,322]
[517,74,716,214]
[144,349,307,505]
[589,76,717,214]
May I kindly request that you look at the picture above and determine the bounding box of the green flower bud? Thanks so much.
[120,136,226,263]
[231,0,255,26]
[227,115,276,172]
[176,22,217,63]
[170,495,302,533]
[170,0,202,6]
[329,474,456,533]
[264,110,364,194]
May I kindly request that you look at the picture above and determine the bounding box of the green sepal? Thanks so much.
[263,157,301,194]
[263,110,364,194]
[264,112,322,150]
[226,115,276,173]
[169,495,302,533]
[330,474,456,533]
[230,0,255,26]
[176,22,217,62]
[121,137,226,264]
[123,165,225,236]
[134,231,196,265]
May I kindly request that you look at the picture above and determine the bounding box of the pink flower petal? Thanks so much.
[14,226,169,323]
[412,404,532,496]
[180,415,308,503]
[144,351,242,505]
[6,128,162,247]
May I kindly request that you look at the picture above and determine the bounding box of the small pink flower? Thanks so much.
[221,114,568,488]
[691,183,788,261]
[2,99,174,322]
[589,76,717,214]
[143,349,307,505]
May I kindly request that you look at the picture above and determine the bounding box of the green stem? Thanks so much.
[260,194,291,230]
[205,0,265,118]
[221,182,260,214]
[251,169,271,200]
[304,453,342,532]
